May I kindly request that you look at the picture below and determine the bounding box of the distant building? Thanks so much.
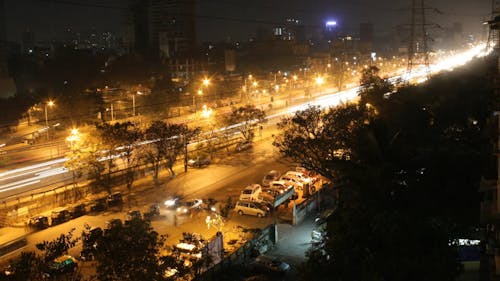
[359,22,374,53]
[0,0,15,98]
[150,0,196,59]
[0,0,7,77]
[126,0,150,56]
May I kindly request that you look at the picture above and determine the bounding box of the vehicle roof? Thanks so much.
[176,243,197,251]
[53,255,75,263]
[51,207,68,213]
[244,184,261,190]
[256,255,277,262]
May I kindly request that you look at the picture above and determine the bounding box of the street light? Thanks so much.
[193,89,203,117]
[202,78,210,87]
[66,128,80,148]
[132,91,143,116]
[45,100,54,140]
[315,76,324,86]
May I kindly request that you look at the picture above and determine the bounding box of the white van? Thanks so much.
[234,201,267,217]
[239,184,262,201]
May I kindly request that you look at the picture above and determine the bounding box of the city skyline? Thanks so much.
[3,0,491,44]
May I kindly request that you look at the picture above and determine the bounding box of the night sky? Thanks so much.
[4,0,491,43]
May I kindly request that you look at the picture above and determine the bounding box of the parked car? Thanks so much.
[187,156,211,168]
[107,192,123,207]
[105,218,122,229]
[89,197,107,212]
[45,255,78,277]
[69,203,86,218]
[239,184,262,201]
[254,255,290,273]
[269,181,294,193]
[50,208,71,226]
[28,216,49,230]
[174,242,203,260]
[285,170,311,183]
[234,201,267,218]
[176,199,203,214]
[81,227,103,261]
[163,267,179,279]
[235,140,252,152]
[262,170,281,187]
[279,174,306,191]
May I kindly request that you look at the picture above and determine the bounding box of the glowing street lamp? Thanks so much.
[132,91,143,116]
[45,100,55,140]
[202,78,210,87]
[201,105,212,119]
[193,89,203,116]
[315,76,325,86]
[66,128,80,148]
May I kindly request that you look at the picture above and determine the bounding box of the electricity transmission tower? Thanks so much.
[407,0,432,79]
[487,0,500,52]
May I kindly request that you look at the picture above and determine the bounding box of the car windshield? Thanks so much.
[265,175,275,179]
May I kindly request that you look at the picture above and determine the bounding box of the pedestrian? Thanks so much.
[174,213,178,227]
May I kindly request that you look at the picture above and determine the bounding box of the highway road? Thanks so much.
[0,43,488,200]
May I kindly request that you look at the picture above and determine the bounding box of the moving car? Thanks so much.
[188,156,211,168]
[262,170,280,187]
[107,192,123,207]
[144,203,160,219]
[164,197,181,209]
[254,255,290,273]
[234,201,268,218]
[126,210,142,221]
[235,140,252,152]
[176,199,203,214]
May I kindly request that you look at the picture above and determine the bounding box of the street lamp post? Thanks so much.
[132,94,135,116]
[44,100,54,140]
[132,91,143,116]
[193,89,203,118]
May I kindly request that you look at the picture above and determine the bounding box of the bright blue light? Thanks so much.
[325,21,337,27]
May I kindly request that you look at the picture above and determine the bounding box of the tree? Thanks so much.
[96,122,141,192]
[142,121,195,182]
[64,126,103,196]
[3,252,45,281]
[224,105,266,142]
[272,58,497,280]
[36,229,80,263]
[5,230,81,280]
[358,65,394,113]
[94,218,166,281]
[273,104,373,183]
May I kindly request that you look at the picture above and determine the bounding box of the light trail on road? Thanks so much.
[0,43,490,198]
